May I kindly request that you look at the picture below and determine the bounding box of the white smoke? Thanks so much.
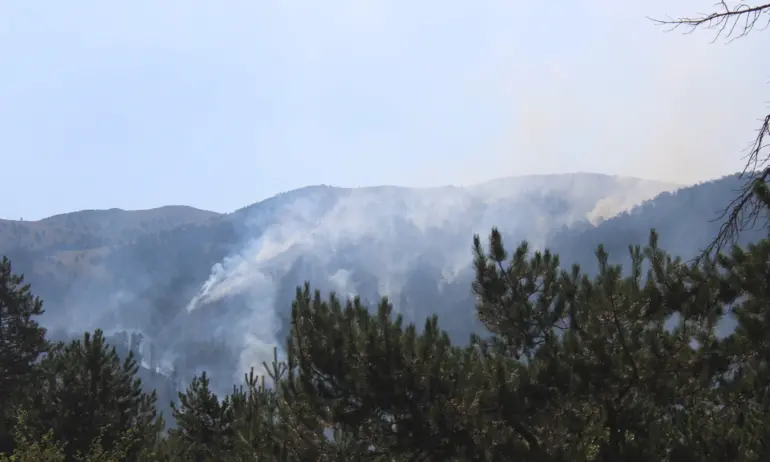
[183,187,469,384]
[587,196,627,225]
[184,174,679,385]
[585,180,678,225]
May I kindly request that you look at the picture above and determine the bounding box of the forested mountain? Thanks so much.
[1,174,678,393]
[4,173,764,397]
[549,174,768,270]
[5,171,770,459]
[0,205,221,252]
[6,173,764,395]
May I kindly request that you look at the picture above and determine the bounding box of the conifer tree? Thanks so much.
[28,330,161,461]
[470,229,712,460]
[227,352,301,460]
[0,410,142,462]
[0,257,48,454]
[279,224,770,460]
[168,372,234,462]
[284,283,487,460]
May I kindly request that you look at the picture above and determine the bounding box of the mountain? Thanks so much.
[0,205,221,252]
[3,172,720,398]
[548,174,768,271]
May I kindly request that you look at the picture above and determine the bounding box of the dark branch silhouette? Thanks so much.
[650,3,770,258]
[649,2,770,42]
[705,114,770,257]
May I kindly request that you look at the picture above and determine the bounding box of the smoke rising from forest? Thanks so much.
[175,3,767,371]
[183,176,677,387]
[4,0,768,399]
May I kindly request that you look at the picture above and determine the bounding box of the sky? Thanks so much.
[1,1,769,220]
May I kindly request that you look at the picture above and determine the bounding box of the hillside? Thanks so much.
[548,174,768,271]
[0,205,221,252]
[2,172,689,395]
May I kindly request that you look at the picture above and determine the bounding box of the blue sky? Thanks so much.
[1,0,768,219]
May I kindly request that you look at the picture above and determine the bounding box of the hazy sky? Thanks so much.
[1,1,768,219]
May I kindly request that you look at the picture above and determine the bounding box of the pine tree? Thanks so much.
[227,351,304,461]
[0,257,48,454]
[679,235,770,460]
[278,225,770,460]
[168,372,234,462]
[284,283,486,460]
[28,329,161,461]
[0,410,142,462]
[470,228,711,460]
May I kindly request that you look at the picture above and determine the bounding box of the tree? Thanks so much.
[27,330,161,461]
[227,352,303,461]
[470,226,770,460]
[651,3,770,255]
[0,257,48,454]
[284,283,503,460]
[278,223,770,460]
[0,411,139,462]
[471,229,715,460]
[168,372,234,462]
[691,237,770,459]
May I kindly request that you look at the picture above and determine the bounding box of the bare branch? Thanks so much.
[649,2,770,43]
[702,114,770,257]
[650,3,770,259]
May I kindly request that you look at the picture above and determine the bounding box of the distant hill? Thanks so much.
[0,205,221,252]
[548,174,768,272]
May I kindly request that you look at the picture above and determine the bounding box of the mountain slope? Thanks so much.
[2,173,681,394]
[547,174,768,272]
[0,205,221,253]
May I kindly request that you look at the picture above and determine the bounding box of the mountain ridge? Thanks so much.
[0,205,221,253]
[4,171,717,397]
[8,172,679,224]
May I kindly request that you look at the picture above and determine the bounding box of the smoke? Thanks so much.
[183,175,674,385]
[184,187,478,383]
[587,197,629,225]
[14,176,678,399]
[450,0,770,188]
[178,1,759,393]
[584,178,678,225]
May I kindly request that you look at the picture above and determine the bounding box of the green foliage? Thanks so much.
[268,225,770,461]
[285,284,481,460]
[167,371,234,461]
[0,425,65,462]
[0,257,49,454]
[26,330,161,461]
[0,410,139,462]
[227,355,297,460]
